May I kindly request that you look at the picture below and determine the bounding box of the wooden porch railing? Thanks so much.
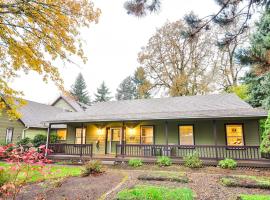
[48,143,93,157]
[116,144,263,160]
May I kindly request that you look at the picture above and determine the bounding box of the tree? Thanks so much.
[115,76,137,100]
[133,67,152,99]
[227,85,249,100]
[125,0,269,45]
[94,81,112,102]
[0,1,101,119]
[260,112,270,154]
[237,8,270,74]
[70,73,91,105]
[242,72,270,110]
[138,20,218,97]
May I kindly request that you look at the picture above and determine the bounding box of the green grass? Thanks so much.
[138,171,188,183]
[0,162,82,183]
[116,185,194,200]
[221,175,270,189]
[239,194,270,200]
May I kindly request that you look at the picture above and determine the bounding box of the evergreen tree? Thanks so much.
[70,73,91,105]
[242,72,270,110]
[115,76,137,100]
[94,81,112,102]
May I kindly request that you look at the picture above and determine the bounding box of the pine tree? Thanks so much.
[70,73,91,105]
[94,81,112,102]
[115,76,137,100]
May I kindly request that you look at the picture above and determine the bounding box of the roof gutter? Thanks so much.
[22,126,30,139]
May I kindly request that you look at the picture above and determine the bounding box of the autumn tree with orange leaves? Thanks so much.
[0,0,100,119]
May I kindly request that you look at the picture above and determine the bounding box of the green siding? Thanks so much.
[25,128,56,139]
[64,118,261,156]
[53,99,75,112]
[0,110,25,143]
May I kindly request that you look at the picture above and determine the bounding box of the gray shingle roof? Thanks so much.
[47,94,268,123]
[51,95,90,112]
[19,100,65,128]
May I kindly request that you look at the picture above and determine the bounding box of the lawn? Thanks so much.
[116,185,194,200]
[0,162,82,183]
[238,194,270,200]
[221,175,270,189]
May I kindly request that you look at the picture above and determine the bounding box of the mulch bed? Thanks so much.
[18,171,124,200]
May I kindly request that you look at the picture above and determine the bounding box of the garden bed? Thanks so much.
[221,175,270,189]
[137,171,188,183]
[116,185,194,200]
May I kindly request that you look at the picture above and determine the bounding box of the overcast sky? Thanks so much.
[11,0,219,104]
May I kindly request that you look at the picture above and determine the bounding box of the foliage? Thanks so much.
[116,76,137,100]
[117,185,194,200]
[133,67,152,99]
[16,137,32,147]
[218,158,237,169]
[183,152,203,168]
[157,156,172,167]
[260,112,270,154]
[70,73,91,105]
[0,168,10,187]
[227,85,249,100]
[0,0,100,119]
[138,19,219,97]
[128,158,143,168]
[0,144,52,199]
[242,72,270,109]
[237,8,270,74]
[81,160,103,177]
[238,194,270,200]
[138,171,188,183]
[94,81,112,102]
[32,133,59,148]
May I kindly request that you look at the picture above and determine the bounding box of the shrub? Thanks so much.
[128,159,143,167]
[218,158,237,169]
[32,133,59,148]
[81,160,103,177]
[117,185,194,200]
[183,152,202,168]
[16,137,32,149]
[157,156,172,167]
[260,112,270,154]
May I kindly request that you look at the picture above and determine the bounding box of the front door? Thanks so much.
[106,127,121,154]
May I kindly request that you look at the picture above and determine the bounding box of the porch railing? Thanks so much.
[116,144,262,160]
[48,143,93,157]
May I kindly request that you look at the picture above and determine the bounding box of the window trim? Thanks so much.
[140,125,155,145]
[178,124,195,146]
[225,123,245,146]
[5,127,14,144]
[75,127,86,144]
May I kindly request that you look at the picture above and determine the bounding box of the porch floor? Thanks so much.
[47,154,270,168]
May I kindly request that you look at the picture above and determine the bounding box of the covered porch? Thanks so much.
[46,118,268,164]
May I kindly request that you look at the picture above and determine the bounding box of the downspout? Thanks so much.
[22,126,30,139]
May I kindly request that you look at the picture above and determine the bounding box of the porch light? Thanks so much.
[130,128,135,135]
[97,128,102,135]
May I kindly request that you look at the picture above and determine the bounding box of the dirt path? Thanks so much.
[18,171,124,200]
[107,169,270,200]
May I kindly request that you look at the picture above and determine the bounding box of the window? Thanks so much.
[6,128,13,144]
[226,124,244,146]
[141,126,154,144]
[179,125,194,145]
[57,129,67,141]
[75,128,86,144]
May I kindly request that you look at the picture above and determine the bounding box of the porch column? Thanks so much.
[121,122,125,156]
[45,123,51,157]
[80,123,84,158]
[165,121,168,156]
[213,120,218,161]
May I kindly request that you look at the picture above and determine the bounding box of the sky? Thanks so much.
[11,0,220,105]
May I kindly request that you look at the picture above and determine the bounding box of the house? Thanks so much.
[46,94,269,166]
[0,95,86,144]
